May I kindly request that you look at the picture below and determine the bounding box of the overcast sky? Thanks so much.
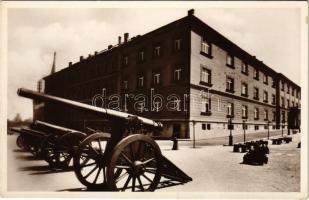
[7,7,302,120]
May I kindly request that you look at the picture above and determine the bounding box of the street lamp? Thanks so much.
[228,117,233,146]
[243,119,247,143]
[267,120,270,140]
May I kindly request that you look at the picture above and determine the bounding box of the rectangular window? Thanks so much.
[271,77,276,88]
[281,81,285,91]
[292,88,295,96]
[137,76,144,88]
[227,102,234,117]
[287,85,290,94]
[263,91,268,103]
[226,54,234,67]
[226,77,234,93]
[281,97,285,107]
[154,46,161,57]
[272,111,276,121]
[217,98,222,111]
[153,73,161,85]
[201,67,211,84]
[254,69,259,80]
[241,62,248,75]
[263,74,268,84]
[264,109,268,120]
[292,101,294,107]
[242,105,248,118]
[271,94,276,105]
[207,124,211,130]
[281,111,286,122]
[123,80,128,89]
[138,51,145,62]
[201,39,211,55]
[174,68,182,81]
[287,99,290,108]
[202,123,206,130]
[123,56,129,66]
[174,39,182,51]
[253,87,259,100]
[264,125,268,130]
[255,125,259,130]
[201,97,211,114]
[241,82,248,97]
[254,107,259,120]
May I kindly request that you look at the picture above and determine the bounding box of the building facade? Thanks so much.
[36,9,301,139]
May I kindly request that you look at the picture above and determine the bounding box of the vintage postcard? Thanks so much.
[0,1,308,198]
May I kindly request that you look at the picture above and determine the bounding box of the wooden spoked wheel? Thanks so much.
[73,133,109,189]
[45,132,86,169]
[107,134,162,192]
[16,135,24,149]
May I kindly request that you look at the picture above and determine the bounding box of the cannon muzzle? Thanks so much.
[17,88,162,128]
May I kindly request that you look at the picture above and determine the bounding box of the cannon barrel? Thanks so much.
[35,120,83,133]
[18,88,162,128]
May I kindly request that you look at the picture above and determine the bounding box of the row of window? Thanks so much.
[122,68,183,89]
[201,97,277,121]
[201,123,279,131]
[201,67,275,104]
[122,38,183,66]
[281,81,300,98]
[201,39,301,97]
[280,97,299,108]
[201,39,274,87]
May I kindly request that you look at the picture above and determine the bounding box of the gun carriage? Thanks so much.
[11,121,87,169]
[17,88,192,191]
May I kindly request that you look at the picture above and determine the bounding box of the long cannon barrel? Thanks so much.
[35,120,83,133]
[18,88,162,128]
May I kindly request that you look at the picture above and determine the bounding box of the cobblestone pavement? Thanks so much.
[6,132,300,192]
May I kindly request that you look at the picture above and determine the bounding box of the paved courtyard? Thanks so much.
[6,132,300,192]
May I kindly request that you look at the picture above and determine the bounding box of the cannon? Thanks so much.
[17,88,192,191]
[11,127,48,156]
[32,120,87,169]
[11,122,87,169]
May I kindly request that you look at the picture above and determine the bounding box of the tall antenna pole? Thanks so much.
[51,52,56,74]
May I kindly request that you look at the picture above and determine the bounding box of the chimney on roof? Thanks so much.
[124,33,129,43]
[108,45,113,49]
[188,9,194,16]
[88,54,91,58]
[69,62,72,67]
[118,36,122,45]
[94,51,98,55]
[80,56,84,61]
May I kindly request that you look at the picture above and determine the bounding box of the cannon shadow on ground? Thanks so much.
[57,180,184,192]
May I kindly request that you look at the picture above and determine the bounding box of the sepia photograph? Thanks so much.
[0,1,308,198]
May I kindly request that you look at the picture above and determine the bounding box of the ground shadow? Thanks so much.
[30,167,74,175]
[19,165,52,171]
[58,180,184,192]
[239,162,264,166]
[13,149,27,153]
[15,154,42,161]
[19,165,74,175]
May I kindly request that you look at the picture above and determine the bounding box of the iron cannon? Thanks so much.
[17,88,192,191]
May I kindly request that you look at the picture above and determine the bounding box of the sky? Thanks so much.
[6,7,302,120]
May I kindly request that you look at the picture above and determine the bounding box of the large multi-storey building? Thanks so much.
[35,9,301,139]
